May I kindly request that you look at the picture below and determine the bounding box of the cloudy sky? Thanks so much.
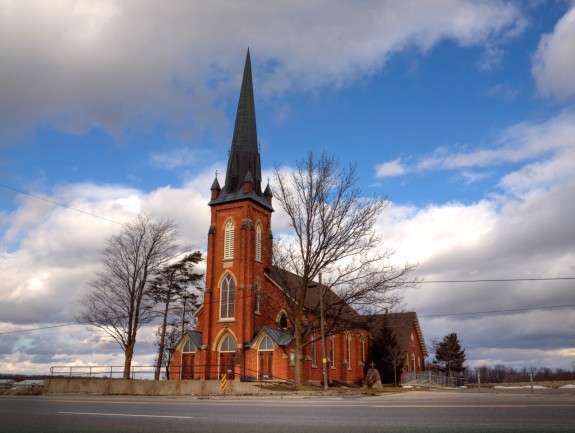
[1,0,574,375]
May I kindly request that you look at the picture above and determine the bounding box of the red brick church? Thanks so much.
[168,51,369,384]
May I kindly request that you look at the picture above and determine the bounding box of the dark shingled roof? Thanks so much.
[265,266,361,324]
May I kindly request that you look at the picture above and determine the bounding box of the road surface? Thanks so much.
[1,390,574,432]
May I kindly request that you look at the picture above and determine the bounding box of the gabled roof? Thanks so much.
[372,312,428,356]
[265,266,358,315]
[172,330,203,351]
[250,326,292,348]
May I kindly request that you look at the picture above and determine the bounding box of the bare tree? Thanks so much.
[383,346,406,386]
[148,251,203,380]
[271,152,416,387]
[78,213,179,379]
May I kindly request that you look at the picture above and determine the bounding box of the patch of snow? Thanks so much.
[560,384,575,389]
[402,385,413,388]
[494,385,548,389]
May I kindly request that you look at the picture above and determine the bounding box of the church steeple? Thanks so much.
[209,49,273,211]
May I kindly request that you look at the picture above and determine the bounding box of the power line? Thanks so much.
[4,184,573,284]
[418,277,575,283]
[0,323,84,335]
[3,298,574,335]
[1,183,122,225]
[1,182,204,251]
[420,303,575,318]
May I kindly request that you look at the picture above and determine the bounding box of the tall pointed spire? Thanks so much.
[209,50,273,211]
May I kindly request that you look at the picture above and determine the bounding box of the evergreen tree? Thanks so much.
[370,318,404,385]
[148,251,204,380]
[432,332,466,376]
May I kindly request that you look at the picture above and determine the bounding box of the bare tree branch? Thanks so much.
[271,152,417,387]
[78,213,179,379]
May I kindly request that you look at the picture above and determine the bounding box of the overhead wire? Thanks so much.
[2,292,573,335]
[2,183,573,334]
[0,182,204,252]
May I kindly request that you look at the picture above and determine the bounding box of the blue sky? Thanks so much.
[1,0,574,375]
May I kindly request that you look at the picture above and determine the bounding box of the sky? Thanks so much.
[1,0,574,376]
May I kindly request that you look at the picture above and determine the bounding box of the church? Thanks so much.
[168,51,368,384]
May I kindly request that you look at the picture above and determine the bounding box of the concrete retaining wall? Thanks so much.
[45,378,265,396]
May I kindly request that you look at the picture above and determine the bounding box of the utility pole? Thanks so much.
[319,273,328,391]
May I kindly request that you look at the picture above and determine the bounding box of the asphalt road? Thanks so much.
[1,390,574,433]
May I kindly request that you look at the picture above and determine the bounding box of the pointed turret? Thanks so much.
[209,49,273,211]
[210,175,221,200]
[264,181,273,206]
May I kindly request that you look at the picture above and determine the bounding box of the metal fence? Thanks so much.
[50,365,156,380]
[49,364,293,384]
[401,371,466,388]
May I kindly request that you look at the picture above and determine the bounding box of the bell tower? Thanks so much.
[198,50,274,378]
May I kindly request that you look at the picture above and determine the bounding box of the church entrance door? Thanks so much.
[219,352,235,380]
[258,352,273,380]
[181,353,194,379]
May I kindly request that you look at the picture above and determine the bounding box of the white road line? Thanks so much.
[59,412,194,419]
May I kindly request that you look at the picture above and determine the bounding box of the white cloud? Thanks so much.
[532,5,575,100]
[376,158,407,177]
[0,173,216,373]
[2,112,575,372]
[458,170,493,184]
[375,109,575,369]
[378,107,575,176]
[0,0,524,139]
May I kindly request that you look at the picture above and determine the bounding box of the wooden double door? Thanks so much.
[219,352,235,380]
[258,352,273,380]
[181,353,194,380]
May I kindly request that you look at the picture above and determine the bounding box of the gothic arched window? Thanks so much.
[255,221,262,262]
[224,219,234,260]
[219,334,236,352]
[258,336,274,351]
[346,333,352,369]
[220,273,235,319]
[278,312,288,329]
[183,338,195,353]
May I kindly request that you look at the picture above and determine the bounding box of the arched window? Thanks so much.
[278,312,288,329]
[183,339,195,353]
[255,221,262,262]
[360,335,366,364]
[220,273,235,319]
[346,333,352,369]
[224,219,234,260]
[311,333,317,367]
[330,334,336,368]
[219,335,236,352]
[258,336,274,351]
